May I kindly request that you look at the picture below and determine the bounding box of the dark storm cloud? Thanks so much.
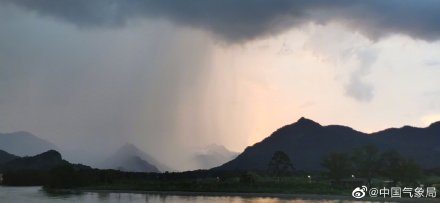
[1,0,440,42]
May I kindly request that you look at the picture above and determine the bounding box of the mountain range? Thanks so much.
[2,117,440,172]
[0,131,58,156]
[0,150,90,172]
[189,144,238,170]
[0,132,164,172]
[215,117,440,171]
[99,143,162,173]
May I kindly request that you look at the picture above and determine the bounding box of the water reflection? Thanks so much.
[0,186,379,203]
[97,192,110,201]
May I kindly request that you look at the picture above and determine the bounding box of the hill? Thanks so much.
[0,150,90,172]
[99,144,161,173]
[215,117,440,171]
[0,150,19,165]
[0,131,58,156]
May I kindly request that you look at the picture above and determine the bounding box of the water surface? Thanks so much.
[0,186,376,203]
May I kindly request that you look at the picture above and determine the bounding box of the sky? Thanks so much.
[0,0,440,170]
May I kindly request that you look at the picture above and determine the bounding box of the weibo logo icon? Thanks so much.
[352,186,368,199]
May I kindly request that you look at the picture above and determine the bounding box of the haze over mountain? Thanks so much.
[0,132,169,172]
[189,144,238,170]
[100,155,159,173]
[0,132,59,157]
[215,117,440,171]
[99,143,166,173]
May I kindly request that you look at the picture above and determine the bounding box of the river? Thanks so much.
[0,186,385,203]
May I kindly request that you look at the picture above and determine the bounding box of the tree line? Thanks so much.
[321,144,422,186]
[0,144,430,193]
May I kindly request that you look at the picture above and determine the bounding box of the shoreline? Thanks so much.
[50,188,440,202]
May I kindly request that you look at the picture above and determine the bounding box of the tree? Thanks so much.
[351,144,381,186]
[322,152,352,183]
[380,150,404,185]
[267,151,295,181]
[399,159,422,185]
[46,165,81,188]
[380,150,421,185]
[239,172,258,185]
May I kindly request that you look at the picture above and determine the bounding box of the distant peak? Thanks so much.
[296,117,321,126]
[36,150,62,159]
[119,143,145,153]
[298,117,309,122]
[115,143,147,158]
[121,143,137,149]
[41,149,61,155]
[200,144,237,155]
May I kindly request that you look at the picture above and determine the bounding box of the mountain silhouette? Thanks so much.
[214,117,440,171]
[0,131,58,156]
[112,156,159,173]
[0,150,90,172]
[99,143,161,173]
[0,150,19,165]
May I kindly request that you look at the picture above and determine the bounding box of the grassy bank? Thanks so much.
[33,168,351,195]
[76,176,348,195]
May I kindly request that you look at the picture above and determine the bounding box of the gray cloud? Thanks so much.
[345,49,377,102]
[1,0,440,42]
[345,76,374,102]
